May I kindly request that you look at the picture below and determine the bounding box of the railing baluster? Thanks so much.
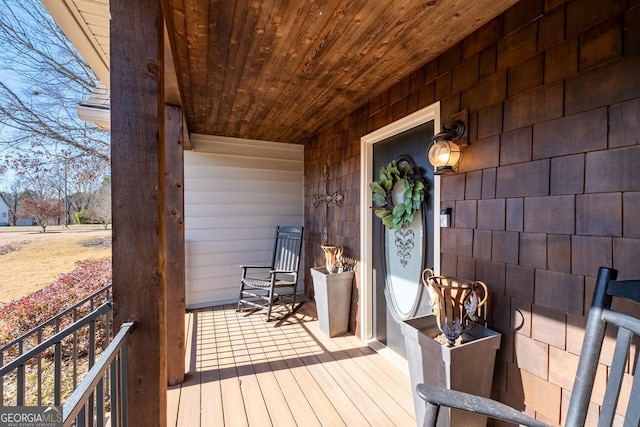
[87,391,94,427]
[96,376,104,427]
[105,311,111,395]
[73,308,78,390]
[0,350,4,406]
[37,329,42,405]
[17,364,24,406]
[88,320,96,425]
[89,321,96,368]
[77,405,86,427]
[121,340,128,427]
[107,310,112,346]
[110,358,119,427]
[54,342,61,406]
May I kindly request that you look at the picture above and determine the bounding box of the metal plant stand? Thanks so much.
[422,268,489,346]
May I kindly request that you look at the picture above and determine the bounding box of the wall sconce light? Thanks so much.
[427,120,467,175]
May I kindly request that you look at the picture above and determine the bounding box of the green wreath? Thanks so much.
[370,159,425,230]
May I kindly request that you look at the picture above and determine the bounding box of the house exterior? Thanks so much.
[42,0,640,425]
[305,4,640,424]
[0,198,8,226]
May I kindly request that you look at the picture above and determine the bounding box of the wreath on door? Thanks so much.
[370,159,425,230]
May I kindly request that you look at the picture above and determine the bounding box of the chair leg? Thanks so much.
[266,287,275,321]
[238,279,254,312]
[423,402,440,427]
[237,282,244,311]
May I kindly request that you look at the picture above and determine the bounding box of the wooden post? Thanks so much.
[163,105,185,385]
[111,0,167,425]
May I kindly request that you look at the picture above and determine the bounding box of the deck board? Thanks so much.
[332,336,415,415]
[175,373,201,427]
[168,303,416,426]
[200,369,224,425]
[304,317,415,422]
[268,358,323,427]
[281,356,346,426]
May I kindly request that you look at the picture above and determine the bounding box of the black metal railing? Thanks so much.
[0,284,133,426]
[0,285,112,406]
[0,285,112,367]
[0,303,112,407]
[63,321,133,427]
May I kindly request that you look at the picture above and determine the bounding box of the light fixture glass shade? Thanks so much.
[428,140,462,175]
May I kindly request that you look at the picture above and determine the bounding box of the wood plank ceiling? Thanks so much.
[165,0,520,144]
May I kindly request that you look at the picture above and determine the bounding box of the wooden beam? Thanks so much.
[111,0,167,425]
[163,104,186,386]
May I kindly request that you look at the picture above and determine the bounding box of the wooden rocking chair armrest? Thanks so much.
[240,265,272,279]
[416,384,550,427]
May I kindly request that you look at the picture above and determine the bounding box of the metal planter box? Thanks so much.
[400,315,501,427]
[310,267,354,337]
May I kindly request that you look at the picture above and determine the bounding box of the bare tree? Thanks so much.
[91,176,111,229]
[0,0,109,166]
[42,154,106,225]
[9,159,61,200]
[66,158,104,214]
[17,197,63,232]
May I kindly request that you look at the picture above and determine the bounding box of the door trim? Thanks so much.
[359,102,441,341]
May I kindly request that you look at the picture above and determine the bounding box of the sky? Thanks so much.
[0,69,23,191]
[0,0,110,193]
[0,3,36,191]
[0,76,28,192]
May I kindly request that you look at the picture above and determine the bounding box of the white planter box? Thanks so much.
[401,315,501,427]
[310,267,354,337]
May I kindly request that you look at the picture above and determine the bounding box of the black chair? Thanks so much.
[237,226,303,321]
[417,266,640,427]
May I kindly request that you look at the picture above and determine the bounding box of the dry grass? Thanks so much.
[0,225,112,304]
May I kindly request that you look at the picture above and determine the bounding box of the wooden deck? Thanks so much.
[167,302,416,426]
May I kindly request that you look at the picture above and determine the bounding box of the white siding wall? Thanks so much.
[185,134,304,308]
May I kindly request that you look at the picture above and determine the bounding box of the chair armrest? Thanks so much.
[240,265,272,279]
[270,269,296,274]
[416,384,550,427]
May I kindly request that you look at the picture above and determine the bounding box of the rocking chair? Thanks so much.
[237,226,303,321]
[417,266,640,427]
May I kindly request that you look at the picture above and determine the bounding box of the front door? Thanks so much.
[372,121,435,357]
